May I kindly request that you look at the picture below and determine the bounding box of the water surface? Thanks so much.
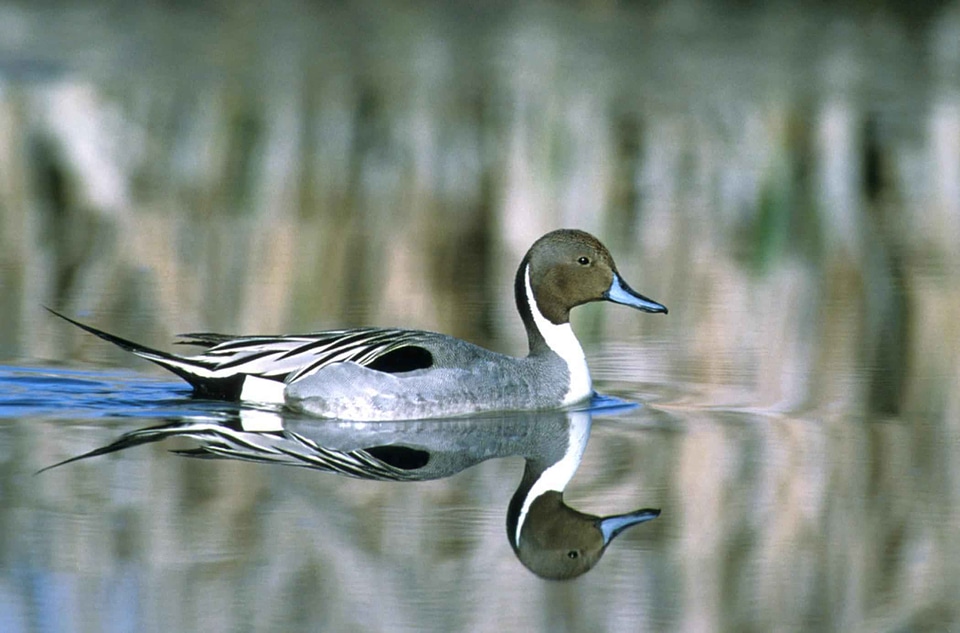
[1,353,956,631]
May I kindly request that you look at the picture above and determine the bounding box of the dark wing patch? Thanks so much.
[365,345,433,373]
[363,445,431,470]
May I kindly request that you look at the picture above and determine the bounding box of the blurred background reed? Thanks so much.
[1,0,960,630]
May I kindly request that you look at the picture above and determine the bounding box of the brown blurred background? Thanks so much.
[2,1,960,630]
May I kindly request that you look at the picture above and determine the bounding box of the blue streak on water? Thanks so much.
[584,394,641,415]
[0,365,211,420]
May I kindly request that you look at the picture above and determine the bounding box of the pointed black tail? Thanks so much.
[45,307,214,387]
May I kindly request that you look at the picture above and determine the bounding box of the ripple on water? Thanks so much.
[0,365,193,419]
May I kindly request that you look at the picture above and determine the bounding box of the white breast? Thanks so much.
[524,266,592,405]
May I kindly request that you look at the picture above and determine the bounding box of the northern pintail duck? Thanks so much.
[42,407,660,579]
[50,229,667,420]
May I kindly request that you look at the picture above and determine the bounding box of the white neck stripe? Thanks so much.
[514,412,592,546]
[524,266,591,405]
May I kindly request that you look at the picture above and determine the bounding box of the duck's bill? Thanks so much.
[604,274,668,314]
[598,508,661,545]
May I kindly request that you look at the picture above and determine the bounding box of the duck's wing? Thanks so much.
[48,308,435,402]
[177,327,433,382]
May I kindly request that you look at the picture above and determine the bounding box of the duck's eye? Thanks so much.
[577,256,590,266]
[567,550,579,559]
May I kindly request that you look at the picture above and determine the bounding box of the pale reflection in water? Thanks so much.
[41,400,659,580]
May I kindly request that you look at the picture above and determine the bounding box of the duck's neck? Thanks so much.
[515,260,592,403]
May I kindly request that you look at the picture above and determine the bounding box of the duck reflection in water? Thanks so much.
[42,401,659,580]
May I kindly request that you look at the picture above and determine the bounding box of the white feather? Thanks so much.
[524,266,592,405]
[240,376,286,404]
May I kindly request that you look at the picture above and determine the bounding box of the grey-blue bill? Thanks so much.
[603,273,668,314]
